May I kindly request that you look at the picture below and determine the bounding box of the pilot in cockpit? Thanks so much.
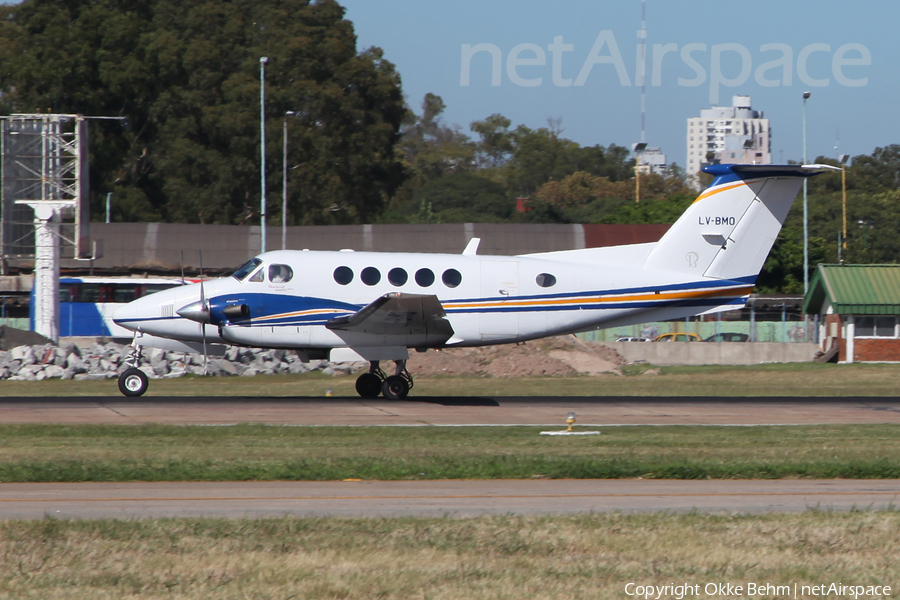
[269,264,292,283]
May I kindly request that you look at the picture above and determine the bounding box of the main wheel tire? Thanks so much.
[355,372,382,398]
[118,368,149,397]
[381,375,410,400]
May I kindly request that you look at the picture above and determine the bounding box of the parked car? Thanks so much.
[614,336,650,342]
[703,332,750,342]
[654,333,702,342]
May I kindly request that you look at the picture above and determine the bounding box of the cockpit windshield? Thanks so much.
[231,258,264,281]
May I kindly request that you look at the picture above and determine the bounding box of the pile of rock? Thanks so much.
[0,342,365,382]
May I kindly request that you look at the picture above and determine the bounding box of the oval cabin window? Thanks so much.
[333,266,353,285]
[415,268,435,287]
[388,267,408,286]
[442,269,462,288]
[361,267,381,286]
[536,273,557,288]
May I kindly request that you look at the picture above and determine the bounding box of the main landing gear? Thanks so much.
[355,360,413,400]
[117,335,149,397]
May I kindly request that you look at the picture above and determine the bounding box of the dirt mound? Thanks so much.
[0,326,54,351]
[407,336,626,378]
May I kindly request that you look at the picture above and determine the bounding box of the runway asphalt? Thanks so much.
[1,395,898,519]
[0,395,899,425]
[0,479,897,520]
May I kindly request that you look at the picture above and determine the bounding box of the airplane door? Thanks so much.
[480,261,519,341]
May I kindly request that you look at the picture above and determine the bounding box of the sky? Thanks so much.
[339,0,899,168]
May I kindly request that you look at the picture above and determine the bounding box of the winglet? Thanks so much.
[463,237,480,256]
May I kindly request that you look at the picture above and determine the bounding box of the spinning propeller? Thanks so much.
[174,251,210,375]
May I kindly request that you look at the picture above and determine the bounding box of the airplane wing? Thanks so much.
[325,293,454,338]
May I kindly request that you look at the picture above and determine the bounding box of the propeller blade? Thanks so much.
[200,250,208,376]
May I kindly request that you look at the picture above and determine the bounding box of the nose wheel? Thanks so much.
[354,360,413,399]
[118,368,149,397]
[117,334,149,397]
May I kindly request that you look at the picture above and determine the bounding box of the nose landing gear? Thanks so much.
[354,360,413,400]
[117,334,149,397]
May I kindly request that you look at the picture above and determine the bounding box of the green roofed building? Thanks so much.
[803,264,900,363]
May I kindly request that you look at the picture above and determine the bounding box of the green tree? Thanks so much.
[401,172,511,223]
[847,145,900,193]
[469,117,632,198]
[0,0,407,225]
[470,113,513,169]
[397,93,475,182]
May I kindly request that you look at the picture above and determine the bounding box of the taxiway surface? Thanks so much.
[1,479,898,520]
[0,395,899,425]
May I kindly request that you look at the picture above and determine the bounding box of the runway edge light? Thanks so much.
[540,411,601,436]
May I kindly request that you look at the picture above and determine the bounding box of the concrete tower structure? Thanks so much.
[686,95,771,185]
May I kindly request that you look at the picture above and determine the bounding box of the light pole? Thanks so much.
[259,56,268,254]
[839,153,849,260]
[282,110,300,251]
[802,91,810,295]
[632,142,647,203]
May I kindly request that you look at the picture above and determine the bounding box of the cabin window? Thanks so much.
[333,266,353,285]
[248,268,265,282]
[268,264,293,283]
[536,273,557,288]
[442,268,462,288]
[415,268,435,287]
[388,267,408,286]
[232,258,263,281]
[361,267,381,286]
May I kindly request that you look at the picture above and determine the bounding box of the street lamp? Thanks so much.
[802,91,810,295]
[282,110,302,251]
[259,56,269,254]
[632,142,647,203]
[839,153,850,258]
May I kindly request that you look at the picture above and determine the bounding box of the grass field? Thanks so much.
[0,511,897,599]
[1,361,900,397]
[1,368,898,597]
[0,424,898,482]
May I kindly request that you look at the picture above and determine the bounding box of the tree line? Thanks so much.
[0,0,899,292]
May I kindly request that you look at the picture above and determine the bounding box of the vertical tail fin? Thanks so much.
[643,164,837,282]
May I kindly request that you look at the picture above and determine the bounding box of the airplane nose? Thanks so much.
[112,300,140,330]
[113,284,193,330]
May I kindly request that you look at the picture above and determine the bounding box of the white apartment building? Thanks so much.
[686,95,771,183]
[637,147,667,175]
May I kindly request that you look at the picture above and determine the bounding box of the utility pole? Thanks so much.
[259,56,268,254]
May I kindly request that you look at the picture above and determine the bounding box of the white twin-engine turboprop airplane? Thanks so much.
[112,163,835,398]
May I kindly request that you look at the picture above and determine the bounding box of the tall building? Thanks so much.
[637,147,667,175]
[686,95,771,182]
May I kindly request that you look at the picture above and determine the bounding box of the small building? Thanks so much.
[803,265,900,363]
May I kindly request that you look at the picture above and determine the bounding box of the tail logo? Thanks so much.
[685,252,699,268]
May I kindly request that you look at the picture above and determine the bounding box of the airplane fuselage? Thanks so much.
[114,246,751,360]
